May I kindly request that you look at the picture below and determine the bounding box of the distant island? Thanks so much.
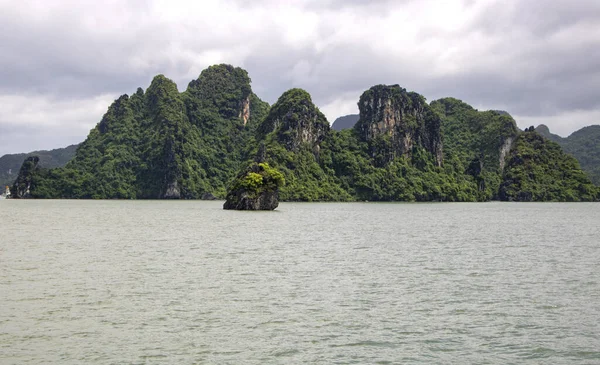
[0,145,78,187]
[8,64,599,202]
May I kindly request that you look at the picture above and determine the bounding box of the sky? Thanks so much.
[1,0,599,156]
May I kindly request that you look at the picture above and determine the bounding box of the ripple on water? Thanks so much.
[0,201,599,364]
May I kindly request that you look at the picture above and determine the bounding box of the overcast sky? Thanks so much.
[1,0,599,155]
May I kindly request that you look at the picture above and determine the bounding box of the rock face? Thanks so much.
[258,88,329,153]
[15,64,270,199]
[498,136,514,172]
[11,156,40,198]
[223,162,284,210]
[355,85,443,166]
[499,128,598,201]
[535,124,600,185]
[239,96,250,125]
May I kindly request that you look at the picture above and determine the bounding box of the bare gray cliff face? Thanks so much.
[499,136,514,172]
[355,85,443,166]
[239,95,250,125]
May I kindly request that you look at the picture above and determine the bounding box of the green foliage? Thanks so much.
[322,129,480,202]
[229,162,285,198]
[431,97,520,200]
[22,64,270,199]
[0,144,78,187]
[499,129,598,201]
[14,66,596,203]
[242,172,263,190]
[536,124,600,185]
[355,85,443,167]
[255,88,351,201]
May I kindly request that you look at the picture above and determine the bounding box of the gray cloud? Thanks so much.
[1,0,599,156]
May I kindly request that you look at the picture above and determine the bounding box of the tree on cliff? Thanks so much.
[223,162,285,210]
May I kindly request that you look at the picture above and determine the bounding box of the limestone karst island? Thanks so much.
[7,64,600,208]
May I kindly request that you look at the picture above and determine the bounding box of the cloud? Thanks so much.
[0,93,115,155]
[0,0,599,155]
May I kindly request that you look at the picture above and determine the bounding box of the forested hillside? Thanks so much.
[0,145,78,187]
[536,124,600,185]
[11,65,598,202]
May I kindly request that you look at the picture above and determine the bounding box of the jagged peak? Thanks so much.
[184,64,254,122]
[269,88,318,115]
[536,124,551,133]
[97,94,133,134]
[430,97,476,116]
[147,74,179,92]
[258,88,329,151]
[186,64,251,93]
[356,84,443,166]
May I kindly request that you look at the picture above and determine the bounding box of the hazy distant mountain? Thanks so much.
[536,124,600,185]
[0,145,78,187]
[535,124,563,143]
[331,114,359,130]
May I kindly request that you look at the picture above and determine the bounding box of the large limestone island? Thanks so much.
[11,64,599,202]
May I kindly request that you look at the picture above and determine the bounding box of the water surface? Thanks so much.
[1,201,599,364]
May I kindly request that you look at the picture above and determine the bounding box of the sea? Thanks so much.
[1,200,599,364]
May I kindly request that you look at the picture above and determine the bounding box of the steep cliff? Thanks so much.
[499,128,597,201]
[258,89,329,153]
[536,124,600,185]
[355,85,443,167]
[11,156,41,198]
[19,64,269,199]
[0,145,78,187]
[431,97,520,199]
[255,89,351,201]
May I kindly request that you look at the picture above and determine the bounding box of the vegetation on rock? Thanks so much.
[12,65,598,202]
[536,124,600,185]
[0,144,78,187]
[16,65,268,199]
[432,97,520,200]
[223,162,284,210]
[355,85,443,167]
[499,127,597,201]
[11,156,41,198]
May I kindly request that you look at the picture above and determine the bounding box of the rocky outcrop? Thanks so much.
[0,144,78,188]
[239,96,250,125]
[535,124,600,185]
[257,88,329,153]
[499,136,514,172]
[223,162,284,210]
[355,85,443,166]
[499,128,598,201]
[11,156,40,198]
[162,181,181,199]
[201,192,217,200]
